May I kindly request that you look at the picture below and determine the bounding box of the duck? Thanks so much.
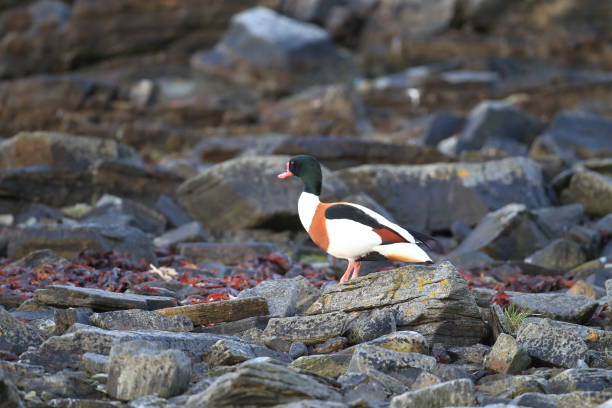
[278,155,434,282]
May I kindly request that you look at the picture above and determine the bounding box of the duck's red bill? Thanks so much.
[277,171,294,179]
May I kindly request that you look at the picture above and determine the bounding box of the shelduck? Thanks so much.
[278,155,434,282]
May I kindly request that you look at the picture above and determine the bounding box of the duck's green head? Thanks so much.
[278,155,322,195]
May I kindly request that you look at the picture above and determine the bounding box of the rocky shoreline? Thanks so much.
[1,1,611,407]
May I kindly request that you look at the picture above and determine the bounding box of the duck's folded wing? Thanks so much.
[325,204,409,245]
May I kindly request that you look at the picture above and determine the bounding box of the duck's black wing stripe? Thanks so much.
[406,228,439,251]
[324,204,384,229]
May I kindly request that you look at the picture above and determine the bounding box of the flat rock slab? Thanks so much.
[483,333,531,374]
[19,324,230,371]
[90,309,193,332]
[348,345,436,377]
[263,312,349,345]
[390,379,475,408]
[516,320,589,368]
[335,157,549,231]
[306,261,485,346]
[178,242,277,264]
[34,285,176,311]
[185,357,343,407]
[0,306,44,354]
[509,292,598,324]
[203,338,290,366]
[238,276,320,317]
[156,296,268,325]
[549,368,612,393]
[291,354,352,378]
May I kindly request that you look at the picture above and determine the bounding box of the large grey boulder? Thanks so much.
[262,312,349,345]
[452,203,550,260]
[516,319,589,368]
[238,276,319,317]
[185,357,342,407]
[539,113,612,160]
[564,166,612,216]
[177,156,349,233]
[525,239,587,270]
[107,340,191,400]
[457,101,543,154]
[390,378,475,408]
[7,224,157,264]
[532,204,584,237]
[84,195,166,236]
[203,338,290,366]
[335,157,550,231]
[191,7,354,94]
[0,131,140,171]
[0,307,43,355]
[0,367,24,408]
[305,261,485,346]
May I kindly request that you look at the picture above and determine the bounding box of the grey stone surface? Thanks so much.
[19,324,228,371]
[526,238,587,270]
[511,391,612,408]
[457,101,543,153]
[348,345,436,379]
[533,204,584,237]
[90,309,193,332]
[477,374,548,399]
[549,368,612,393]
[289,342,308,359]
[516,320,589,368]
[335,157,550,231]
[423,111,466,147]
[483,333,531,374]
[0,306,43,354]
[5,249,69,269]
[508,292,598,324]
[34,285,176,311]
[185,357,342,407]
[81,352,109,375]
[359,331,428,355]
[390,379,475,408]
[0,367,24,408]
[177,156,348,233]
[107,340,191,400]
[0,131,139,171]
[84,194,166,236]
[447,343,491,365]
[8,224,157,264]
[307,261,485,346]
[191,7,354,94]
[540,113,612,160]
[154,195,192,229]
[53,307,94,334]
[202,338,290,366]
[238,276,319,317]
[565,167,612,217]
[452,203,551,260]
[290,354,352,378]
[263,312,349,345]
[344,308,396,345]
[153,221,208,249]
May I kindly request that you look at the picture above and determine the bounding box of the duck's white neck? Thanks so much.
[298,192,320,231]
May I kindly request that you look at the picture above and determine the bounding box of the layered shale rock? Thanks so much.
[296,261,485,346]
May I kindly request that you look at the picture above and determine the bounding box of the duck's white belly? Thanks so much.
[325,218,382,260]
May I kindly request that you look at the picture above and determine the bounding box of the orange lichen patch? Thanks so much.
[587,329,599,341]
[308,202,335,252]
[440,279,448,291]
[428,289,437,297]
[457,168,470,178]
[417,277,425,291]
[403,307,416,316]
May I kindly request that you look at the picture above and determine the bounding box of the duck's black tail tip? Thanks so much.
[424,260,435,265]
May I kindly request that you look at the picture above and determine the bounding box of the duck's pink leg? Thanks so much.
[349,262,362,280]
[339,261,355,282]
